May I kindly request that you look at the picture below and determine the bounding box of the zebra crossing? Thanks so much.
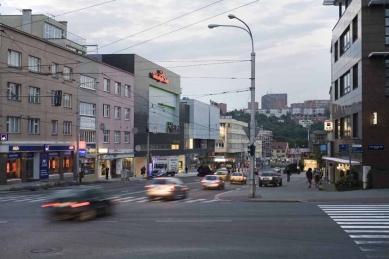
[0,194,219,204]
[319,204,389,259]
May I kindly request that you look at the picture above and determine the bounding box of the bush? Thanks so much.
[335,176,359,190]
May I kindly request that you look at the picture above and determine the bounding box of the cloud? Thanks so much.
[1,0,339,110]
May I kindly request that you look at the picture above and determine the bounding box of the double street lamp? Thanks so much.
[208,14,256,198]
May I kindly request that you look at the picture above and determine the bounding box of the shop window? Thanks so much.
[49,156,59,174]
[7,159,20,179]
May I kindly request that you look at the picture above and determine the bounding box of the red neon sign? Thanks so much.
[149,70,169,84]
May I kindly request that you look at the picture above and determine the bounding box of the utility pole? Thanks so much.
[75,96,80,183]
[146,118,150,179]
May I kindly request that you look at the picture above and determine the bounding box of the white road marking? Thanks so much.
[346,230,389,233]
[337,222,389,225]
[350,235,389,239]
[201,200,218,203]
[214,190,234,201]
[122,197,148,203]
[331,216,389,219]
[319,205,389,207]
[118,197,136,202]
[334,219,389,222]
[341,226,389,229]
[185,199,207,203]
[355,241,389,245]
[28,198,49,202]
[156,219,232,223]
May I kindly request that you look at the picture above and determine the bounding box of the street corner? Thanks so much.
[214,186,259,202]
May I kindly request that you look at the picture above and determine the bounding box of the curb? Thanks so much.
[245,199,306,203]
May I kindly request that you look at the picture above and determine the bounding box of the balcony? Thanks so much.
[66,31,86,46]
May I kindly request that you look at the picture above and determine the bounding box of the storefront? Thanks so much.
[98,150,134,179]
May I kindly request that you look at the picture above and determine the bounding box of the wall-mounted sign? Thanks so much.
[113,149,122,153]
[1,134,8,141]
[79,141,86,149]
[369,145,384,150]
[80,116,96,130]
[12,146,20,151]
[324,121,333,131]
[149,70,169,84]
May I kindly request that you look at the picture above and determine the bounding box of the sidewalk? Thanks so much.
[219,173,389,203]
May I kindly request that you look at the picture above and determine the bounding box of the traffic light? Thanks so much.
[247,144,256,157]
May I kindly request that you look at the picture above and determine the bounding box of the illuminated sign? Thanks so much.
[79,141,86,149]
[324,121,333,131]
[12,146,19,151]
[149,70,169,84]
[1,134,8,141]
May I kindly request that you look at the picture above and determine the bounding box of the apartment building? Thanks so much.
[323,0,389,187]
[0,22,134,185]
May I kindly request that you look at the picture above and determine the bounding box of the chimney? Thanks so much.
[22,9,32,34]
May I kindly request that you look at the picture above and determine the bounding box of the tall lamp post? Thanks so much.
[209,14,256,198]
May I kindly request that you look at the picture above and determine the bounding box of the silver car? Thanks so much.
[145,178,189,201]
[201,175,225,190]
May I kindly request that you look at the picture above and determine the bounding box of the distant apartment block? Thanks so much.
[261,94,287,109]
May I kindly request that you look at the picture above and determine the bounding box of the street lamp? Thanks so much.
[208,14,256,198]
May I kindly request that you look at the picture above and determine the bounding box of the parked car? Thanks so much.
[214,168,230,181]
[145,177,189,200]
[230,172,247,185]
[201,175,225,190]
[150,169,175,178]
[258,172,283,187]
[41,189,118,221]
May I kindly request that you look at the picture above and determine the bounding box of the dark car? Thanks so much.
[150,169,175,178]
[258,172,283,187]
[41,189,118,221]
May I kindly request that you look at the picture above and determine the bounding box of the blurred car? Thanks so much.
[214,168,230,181]
[197,165,214,177]
[145,177,189,200]
[258,172,283,187]
[41,189,117,221]
[149,169,175,178]
[201,175,225,190]
[230,172,247,185]
[273,167,281,173]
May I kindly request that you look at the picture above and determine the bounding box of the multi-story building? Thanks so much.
[256,130,273,161]
[210,101,227,115]
[291,100,331,109]
[247,102,259,110]
[215,117,249,168]
[0,22,134,185]
[272,142,289,162]
[261,93,287,109]
[323,0,389,187]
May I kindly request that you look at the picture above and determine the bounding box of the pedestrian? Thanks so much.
[286,167,291,182]
[105,166,110,180]
[314,169,321,188]
[185,166,188,174]
[141,165,146,178]
[306,168,313,188]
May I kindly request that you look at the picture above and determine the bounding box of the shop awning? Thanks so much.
[323,156,361,165]
[368,52,389,58]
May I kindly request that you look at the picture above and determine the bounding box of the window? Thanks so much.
[63,94,72,108]
[115,82,121,95]
[28,56,41,73]
[104,78,110,92]
[103,130,110,143]
[352,63,358,89]
[63,66,73,81]
[8,50,21,67]
[215,142,224,148]
[51,91,56,106]
[103,104,110,117]
[386,60,389,96]
[7,117,20,133]
[340,27,351,56]
[352,113,358,138]
[28,118,40,134]
[44,23,63,39]
[80,102,96,116]
[52,63,59,77]
[114,131,120,143]
[28,86,40,103]
[340,118,344,137]
[335,119,339,139]
[171,144,179,150]
[124,85,131,97]
[114,107,121,119]
[80,75,96,90]
[343,116,351,137]
[386,9,389,45]
[124,132,130,143]
[334,41,338,62]
[370,112,378,125]
[125,108,131,120]
[352,15,358,42]
[340,72,351,97]
[80,131,96,143]
[334,80,339,100]
[63,121,72,135]
[52,120,58,135]
[7,82,21,101]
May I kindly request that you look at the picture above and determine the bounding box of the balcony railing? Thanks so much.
[66,31,86,46]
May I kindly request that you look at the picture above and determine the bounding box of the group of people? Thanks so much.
[305,168,322,188]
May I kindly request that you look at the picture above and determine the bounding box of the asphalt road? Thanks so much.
[0,175,388,259]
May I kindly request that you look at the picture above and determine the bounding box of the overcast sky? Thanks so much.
[1,0,338,111]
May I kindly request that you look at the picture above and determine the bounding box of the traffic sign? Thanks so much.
[1,134,8,141]
[339,144,349,150]
[352,144,363,153]
[369,145,384,150]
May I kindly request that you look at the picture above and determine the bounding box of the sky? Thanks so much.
[1,0,338,111]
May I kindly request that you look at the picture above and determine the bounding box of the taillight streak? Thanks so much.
[70,202,90,208]
[41,202,60,208]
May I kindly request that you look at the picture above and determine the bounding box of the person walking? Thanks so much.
[185,166,188,174]
[314,169,321,188]
[105,166,110,180]
[141,165,146,178]
[286,167,291,182]
[306,168,313,188]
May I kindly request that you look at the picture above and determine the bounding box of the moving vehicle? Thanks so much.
[230,172,247,185]
[258,172,283,187]
[197,164,214,177]
[149,169,175,178]
[214,168,230,181]
[145,177,189,200]
[153,156,179,177]
[201,175,225,190]
[41,189,117,221]
[273,167,281,173]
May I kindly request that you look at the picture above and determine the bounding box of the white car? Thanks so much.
[145,177,189,201]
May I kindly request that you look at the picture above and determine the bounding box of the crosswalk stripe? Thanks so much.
[28,198,49,202]
[350,235,389,239]
[346,230,389,233]
[331,216,389,219]
[185,199,207,203]
[201,200,218,203]
[334,219,389,222]
[355,241,389,245]
[341,226,389,229]
[121,197,147,203]
[319,205,389,207]
[337,222,389,225]
[118,197,136,202]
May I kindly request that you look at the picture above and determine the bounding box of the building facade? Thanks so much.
[272,142,289,162]
[323,0,389,187]
[261,94,287,109]
[0,24,134,185]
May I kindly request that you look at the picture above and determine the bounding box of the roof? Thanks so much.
[322,156,361,165]
[273,142,288,149]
